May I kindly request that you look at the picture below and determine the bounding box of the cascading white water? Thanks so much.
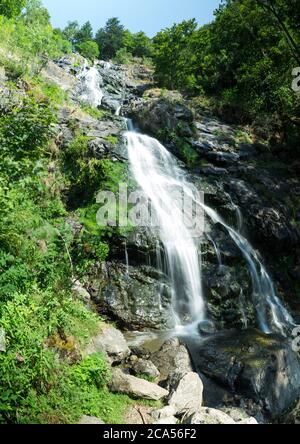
[206,233,222,268]
[77,63,103,107]
[199,201,295,334]
[126,130,206,330]
[125,126,295,336]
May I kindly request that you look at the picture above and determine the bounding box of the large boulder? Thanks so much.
[168,372,203,415]
[187,329,300,418]
[110,368,169,401]
[85,326,130,364]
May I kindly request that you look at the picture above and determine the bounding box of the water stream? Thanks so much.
[77,62,104,107]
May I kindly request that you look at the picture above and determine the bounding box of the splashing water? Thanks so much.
[125,126,295,336]
[77,63,103,107]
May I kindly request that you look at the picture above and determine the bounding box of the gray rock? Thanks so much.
[220,407,258,425]
[42,61,77,92]
[151,338,193,382]
[131,359,160,379]
[78,415,105,424]
[187,329,300,418]
[110,368,169,401]
[168,372,203,415]
[184,408,236,425]
[0,329,6,352]
[71,280,91,304]
[155,416,178,425]
[95,262,173,330]
[86,327,130,363]
[151,406,176,422]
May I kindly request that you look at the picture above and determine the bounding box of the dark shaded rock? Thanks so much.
[94,262,173,330]
[132,98,194,140]
[187,329,300,418]
[227,179,299,253]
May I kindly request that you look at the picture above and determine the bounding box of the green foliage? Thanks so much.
[0,0,26,18]
[95,17,125,60]
[153,19,199,94]
[94,18,153,62]
[76,40,99,61]
[152,1,300,146]
[72,354,111,388]
[0,3,71,76]
[80,103,106,119]
[135,373,156,383]
[75,21,93,45]
[123,30,154,58]
[113,48,133,65]
[63,134,125,206]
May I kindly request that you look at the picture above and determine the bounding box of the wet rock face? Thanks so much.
[187,329,300,418]
[227,179,299,253]
[94,262,173,330]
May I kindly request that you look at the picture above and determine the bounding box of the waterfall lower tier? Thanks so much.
[125,127,295,336]
[126,130,206,329]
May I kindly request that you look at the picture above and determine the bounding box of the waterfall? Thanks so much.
[125,130,206,331]
[77,63,103,107]
[76,60,295,337]
[125,126,295,336]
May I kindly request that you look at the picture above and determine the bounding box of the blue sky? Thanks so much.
[42,0,221,37]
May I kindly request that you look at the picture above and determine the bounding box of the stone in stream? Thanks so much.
[186,329,300,418]
[151,405,177,422]
[198,320,216,336]
[110,369,169,401]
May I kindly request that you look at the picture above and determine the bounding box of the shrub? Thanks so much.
[76,40,99,62]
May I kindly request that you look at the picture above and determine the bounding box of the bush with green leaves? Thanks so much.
[76,40,99,61]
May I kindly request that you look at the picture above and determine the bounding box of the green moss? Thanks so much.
[104,135,119,146]
[135,373,156,383]
[80,103,106,120]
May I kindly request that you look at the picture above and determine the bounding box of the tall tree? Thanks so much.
[62,21,80,46]
[95,18,125,60]
[153,20,198,91]
[75,21,93,44]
